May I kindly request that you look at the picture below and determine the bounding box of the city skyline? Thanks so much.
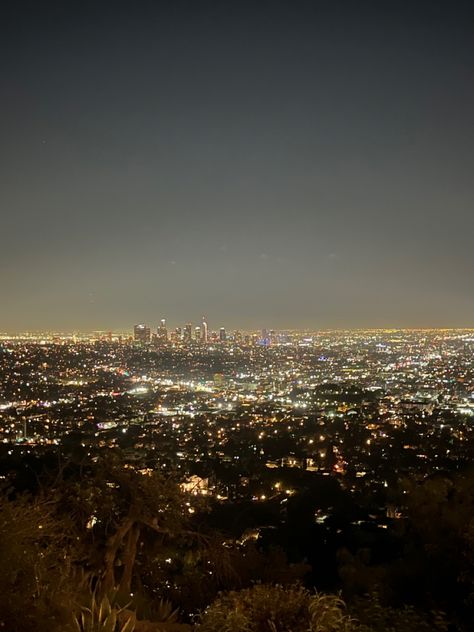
[2,3,474,628]
[1,325,473,629]
[2,324,474,338]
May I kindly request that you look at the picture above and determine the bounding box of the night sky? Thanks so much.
[2,0,474,332]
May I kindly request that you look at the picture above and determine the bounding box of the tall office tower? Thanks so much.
[171,327,182,344]
[157,318,168,344]
[169,327,181,344]
[184,323,192,343]
[194,326,201,341]
[134,324,151,344]
[219,327,226,342]
[201,317,209,343]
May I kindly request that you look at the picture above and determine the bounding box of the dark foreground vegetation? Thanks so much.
[1,449,473,631]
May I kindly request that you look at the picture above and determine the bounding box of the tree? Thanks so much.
[50,453,190,596]
[0,487,82,632]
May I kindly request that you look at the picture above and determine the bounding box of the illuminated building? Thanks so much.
[201,317,209,343]
[214,373,225,386]
[184,323,192,343]
[219,327,226,342]
[170,327,182,343]
[134,324,150,344]
[157,319,168,344]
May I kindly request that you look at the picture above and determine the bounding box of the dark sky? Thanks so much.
[2,0,474,332]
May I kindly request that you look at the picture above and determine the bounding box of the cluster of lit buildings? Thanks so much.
[0,329,473,513]
[134,318,214,345]
[132,319,278,347]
